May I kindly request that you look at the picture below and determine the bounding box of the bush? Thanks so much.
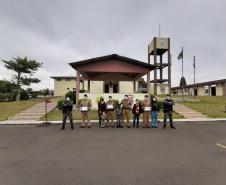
[20,90,30,100]
[113,99,119,106]
[65,91,76,104]
[6,92,17,101]
[158,101,164,110]
[31,92,39,98]
[0,93,6,102]
[57,99,64,110]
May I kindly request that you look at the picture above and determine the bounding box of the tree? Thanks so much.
[2,57,42,101]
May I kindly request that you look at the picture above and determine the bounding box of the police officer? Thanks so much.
[163,95,176,129]
[142,95,151,128]
[120,95,131,128]
[60,97,74,130]
[79,94,92,128]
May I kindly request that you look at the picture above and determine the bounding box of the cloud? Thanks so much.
[0,0,225,90]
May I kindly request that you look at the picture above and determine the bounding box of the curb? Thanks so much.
[1,119,226,125]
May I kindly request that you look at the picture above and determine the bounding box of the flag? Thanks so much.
[178,48,183,60]
[193,56,196,69]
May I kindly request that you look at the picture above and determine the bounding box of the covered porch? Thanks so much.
[69,54,156,107]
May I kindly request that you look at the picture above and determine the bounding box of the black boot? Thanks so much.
[60,127,65,130]
[163,124,166,129]
[170,125,176,129]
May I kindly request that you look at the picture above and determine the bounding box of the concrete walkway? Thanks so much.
[174,103,207,119]
[7,98,57,121]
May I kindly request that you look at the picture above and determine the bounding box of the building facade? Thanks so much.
[52,54,171,108]
[172,79,226,96]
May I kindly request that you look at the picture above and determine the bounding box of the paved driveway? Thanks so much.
[0,121,226,185]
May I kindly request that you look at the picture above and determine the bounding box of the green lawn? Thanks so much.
[40,109,183,121]
[180,96,226,118]
[0,98,45,121]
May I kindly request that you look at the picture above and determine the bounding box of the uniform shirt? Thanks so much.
[163,99,173,113]
[106,100,114,111]
[142,99,151,111]
[80,99,92,111]
[121,99,131,109]
[62,100,73,113]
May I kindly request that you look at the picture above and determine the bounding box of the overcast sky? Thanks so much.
[0,0,225,90]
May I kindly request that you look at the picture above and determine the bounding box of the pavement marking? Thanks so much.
[216,143,226,149]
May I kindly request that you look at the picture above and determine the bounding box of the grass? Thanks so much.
[0,98,45,121]
[180,96,226,118]
[40,109,183,121]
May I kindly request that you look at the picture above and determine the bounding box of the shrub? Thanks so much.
[0,93,6,102]
[20,90,30,100]
[65,91,76,104]
[31,92,39,98]
[6,92,17,101]
[57,99,64,110]
[113,99,119,106]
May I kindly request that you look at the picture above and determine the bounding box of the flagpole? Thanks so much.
[182,47,184,77]
[182,47,184,100]
[193,56,196,99]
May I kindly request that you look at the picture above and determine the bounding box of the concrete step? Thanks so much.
[8,98,58,121]
[174,103,207,119]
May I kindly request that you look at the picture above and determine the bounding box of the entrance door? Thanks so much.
[104,83,110,93]
[194,88,198,96]
[113,83,118,93]
[211,86,216,96]
[104,81,118,93]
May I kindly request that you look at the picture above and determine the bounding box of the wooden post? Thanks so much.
[133,80,136,93]
[88,80,90,93]
[147,73,151,95]
[76,70,80,108]
[147,45,151,95]
[154,37,157,95]
[168,38,171,95]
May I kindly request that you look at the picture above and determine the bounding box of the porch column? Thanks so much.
[147,72,151,95]
[82,81,85,90]
[88,80,90,93]
[133,80,136,93]
[76,70,80,108]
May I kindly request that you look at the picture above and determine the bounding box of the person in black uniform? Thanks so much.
[163,95,176,129]
[98,97,106,127]
[60,97,74,130]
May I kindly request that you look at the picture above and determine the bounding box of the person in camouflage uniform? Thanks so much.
[115,104,122,128]
[106,96,115,127]
[163,95,176,129]
[60,97,74,130]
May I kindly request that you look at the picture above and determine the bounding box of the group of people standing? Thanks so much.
[60,94,176,130]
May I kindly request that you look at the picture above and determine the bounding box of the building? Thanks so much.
[172,79,226,96]
[52,54,171,108]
